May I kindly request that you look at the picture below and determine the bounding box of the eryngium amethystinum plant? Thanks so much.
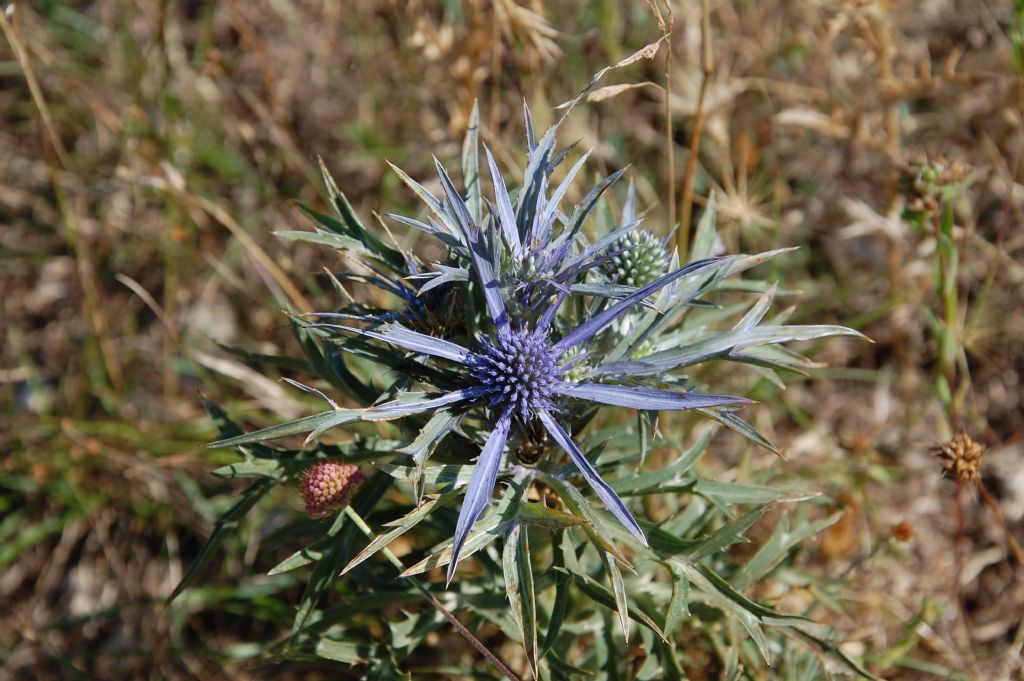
[176,85,877,678]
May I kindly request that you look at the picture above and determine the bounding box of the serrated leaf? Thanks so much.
[601,550,631,641]
[690,192,719,260]
[318,158,406,271]
[678,563,777,665]
[683,506,766,562]
[293,320,377,405]
[399,411,464,465]
[291,205,404,272]
[341,495,447,575]
[212,457,293,480]
[312,637,377,664]
[275,227,366,253]
[788,629,885,681]
[399,514,509,577]
[612,431,711,495]
[693,479,815,505]
[416,264,469,294]
[733,512,842,590]
[553,567,667,642]
[375,463,474,490]
[542,474,632,569]
[665,567,690,637]
[203,398,275,458]
[684,562,809,622]
[461,101,482,225]
[207,410,350,449]
[503,523,538,673]
[399,480,523,577]
[698,408,780,455]
[539,410,647,547]
[632,323,867,373]
[644,523,702,556]
[212,437,394,480]
[388,162,462,240]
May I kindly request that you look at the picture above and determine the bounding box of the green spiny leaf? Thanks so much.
[519,502,586,531]
[503,523,539,674]
[207,410,353,449]
[341,494,448,575]
[683,506,766,563]
[733,511,842,590]
[690,192,718,261]
[664,567,690,637]
[168,478,275,602]
[601,550,631,642]
[552,566,667,642]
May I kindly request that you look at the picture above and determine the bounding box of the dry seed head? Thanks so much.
[891,520,913,543]
[933,431,984,484]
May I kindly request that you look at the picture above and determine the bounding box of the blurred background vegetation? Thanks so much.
[2,0,1022,678]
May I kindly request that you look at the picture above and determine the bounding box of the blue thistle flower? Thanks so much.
[309,161,750,584]
[214,107,861,590]
[470,328,564,420]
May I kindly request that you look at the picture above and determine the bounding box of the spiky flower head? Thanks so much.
[933,431,984,484]
[300,462,365,517]
[470,327,564,421]
[213,110,865,585]
[600,229,669,287]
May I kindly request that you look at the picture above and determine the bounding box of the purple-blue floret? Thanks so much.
[470,327,565,421]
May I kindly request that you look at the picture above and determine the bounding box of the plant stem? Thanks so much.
[663,6,675,232]
[678,0,712,257]
[978,480,1024,568]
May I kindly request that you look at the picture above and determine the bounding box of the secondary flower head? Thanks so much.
[601,229,670,287]
[300,461,365,517]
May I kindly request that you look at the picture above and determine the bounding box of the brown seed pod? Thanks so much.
[933,431,985,484]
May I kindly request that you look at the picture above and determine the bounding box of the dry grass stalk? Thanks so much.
[678,0,713,256]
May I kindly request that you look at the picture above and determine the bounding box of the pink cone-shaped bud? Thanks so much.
[299,462,365,518]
